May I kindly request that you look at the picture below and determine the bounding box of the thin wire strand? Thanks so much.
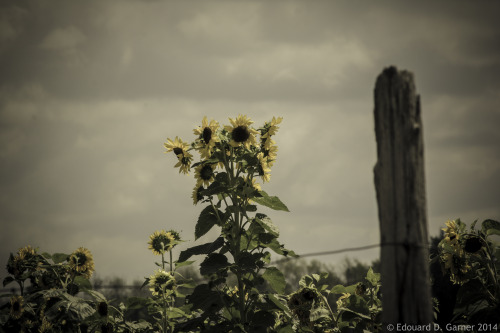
[0,242,430,292]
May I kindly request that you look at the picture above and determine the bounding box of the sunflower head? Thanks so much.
[224,115,259,149]
[260,116,283,141]
[192,184,205,205]
[149,269,176,296]
[257,152,271,183]
[148,230,179,255]
[195,163,216,187]
[165,136,193,174]
[18,245,37,260]
[69,247,95,279]
[441,220,464,251]
[194,116,220,159]
[10,295,24,320]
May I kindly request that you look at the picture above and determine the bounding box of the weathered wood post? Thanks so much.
[373,66,433,330]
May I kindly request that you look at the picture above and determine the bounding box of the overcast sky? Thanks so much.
[1,1,499,283]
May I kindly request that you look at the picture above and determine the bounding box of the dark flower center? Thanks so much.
[153,235,170,250]
[464,237,482,253]
[232,126,250,143]
[73,253,87,266]
[302,289,315,301]
[202,127,212,144]
[12,302,20,311]
[173,147,183,156]
[98,301,108,317]
[200,165,213,180]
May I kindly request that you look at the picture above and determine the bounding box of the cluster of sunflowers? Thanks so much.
[147,229,181,298]
[164,115,282,205]
[438,219,486,285]
[3,245,95,331]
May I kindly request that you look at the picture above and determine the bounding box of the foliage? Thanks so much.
[431,218,500,325]
[0,246,151,332]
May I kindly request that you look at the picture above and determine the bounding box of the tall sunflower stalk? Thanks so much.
[148,230,181,333]
[164,115,296,330]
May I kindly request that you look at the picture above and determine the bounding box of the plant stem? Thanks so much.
[169,250,173,274]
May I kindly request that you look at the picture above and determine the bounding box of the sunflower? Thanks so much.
[69,247,95,279]
[442,220,460,248]
[194,116,220,159]
[164,136,193,174]
[247,177,261,192]
[263,139,278,167]
[192,184,204,205]
[149,269,176,296]
[441,249,470,285]
[257,152,271,182]
[261,116,283,142]
[224,115,259,149]
[148,230,178,255]
[18,245,36,260]
[195,163,216,187]
[10,295,23,320]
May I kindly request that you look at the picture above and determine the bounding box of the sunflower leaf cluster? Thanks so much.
[163,115,300,331]
[1,247,151,332]
[433,218,500,324]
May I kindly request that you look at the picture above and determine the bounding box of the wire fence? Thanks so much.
[1,241,430,293]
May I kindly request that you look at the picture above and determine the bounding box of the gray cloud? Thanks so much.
[1,1,499,282]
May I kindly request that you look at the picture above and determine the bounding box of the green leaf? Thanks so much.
[255,213,279,236]
[188,284,222,312]
[267,293,292,316]
[263,267,286,294]
[73,276,92,290]
[265,239,297,258]
[200,253,229,276]
[253,191,290,212]
[331,284,348,294]
[52,253,69,264]
[299,275,313,288]
[175,260,194,268]
[178,237,224,262]
[365,267,380,287]
[246,204,257,212]
[204,181,227,196]
[166,307,187,318]
[250,310,276,330]
[481,219,500,237]
[2,276,14,288]
[195,205,222,240]
[126,297,150,310]
[310,308,331,322]
[277,326,295,333]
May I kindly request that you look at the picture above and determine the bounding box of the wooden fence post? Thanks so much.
[373,66,433,330]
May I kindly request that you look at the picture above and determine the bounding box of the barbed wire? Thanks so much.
[0,241,431,292]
